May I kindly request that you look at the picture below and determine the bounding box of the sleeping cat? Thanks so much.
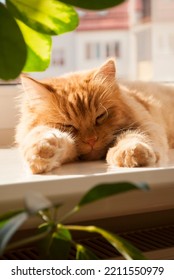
[16,58,174,174]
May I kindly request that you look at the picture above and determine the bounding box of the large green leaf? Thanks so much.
[59,0,125,10]
[37,223,54,259]
[0,212,28,255]
[76,244,99,260]
[77,182,149,209]
[0,3,27,80]
[66,225,146,260]
[0,210,24,229]
[93,226,146,260]
[7,0,79,35]
[17,20,52,72]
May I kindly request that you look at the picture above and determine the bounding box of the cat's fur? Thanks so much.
[16,58,174,174]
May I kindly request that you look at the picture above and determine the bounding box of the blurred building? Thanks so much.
[35,1,131,79]
[34,0,174,82]
[75,3,130,78]
[131,0,174,81]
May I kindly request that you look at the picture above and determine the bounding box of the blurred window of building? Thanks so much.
[141,0,151,19]
[85,42,101,60]
[51,48,65,67]
[105,42,121,58]
[115,42,120,58]
[85,43,91,59]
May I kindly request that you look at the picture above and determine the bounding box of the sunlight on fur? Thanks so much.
[16,58,174,174]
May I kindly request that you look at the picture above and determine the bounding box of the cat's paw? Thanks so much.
[23,130,76,174]
[106,142,158,167]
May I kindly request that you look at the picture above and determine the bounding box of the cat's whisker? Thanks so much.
[113,120,140,135]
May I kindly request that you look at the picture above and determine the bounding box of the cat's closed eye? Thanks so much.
[96,111,108,125]
[57,123,78,133]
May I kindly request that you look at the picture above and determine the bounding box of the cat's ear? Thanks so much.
[93,58,116,82]
[21,75,52,104]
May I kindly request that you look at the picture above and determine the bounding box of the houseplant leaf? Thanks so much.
[77,182,149,208]
[60,182,149,222]
[0,212,28,255]
[0,3,27,80]
[76,244,99,260]
[7,0,79,35]
[17,20,52,72]
[93,226,146,260]
[37,223,54,259]
[59,0,125,10]
[0,210,24,229]
[66,225,146,260]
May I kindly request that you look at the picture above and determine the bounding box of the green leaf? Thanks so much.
[77,182,149,208]
[37,223,53,259]
[0,3,27,80]
[76,244,99,260]
[7,0,79,35]
[0,212,28,255]
[49,228,72,259]
[0,210,24,229]
[17,20,52,72]
[93,226,146,260]
[66,225,146,260]
[59,0,125,10]
[56,226,72,241]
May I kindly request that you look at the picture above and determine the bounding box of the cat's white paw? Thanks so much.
[23,130,76,174]
[106,141,158,167]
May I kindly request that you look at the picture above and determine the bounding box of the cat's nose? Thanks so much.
[85,136,98,147]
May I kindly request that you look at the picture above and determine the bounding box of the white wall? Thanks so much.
[75,30,130,78]
[152,23,174,82]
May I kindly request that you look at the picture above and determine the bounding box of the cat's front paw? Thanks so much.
[23,130,76,174]
[106,142,158,167]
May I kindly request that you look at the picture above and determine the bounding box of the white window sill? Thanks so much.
[1,148,174,226]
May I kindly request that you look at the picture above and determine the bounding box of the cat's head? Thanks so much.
[21,58,132,160]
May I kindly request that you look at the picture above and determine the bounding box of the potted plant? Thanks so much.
[0,181,148,260]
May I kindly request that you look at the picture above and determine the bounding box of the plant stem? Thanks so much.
[64,225,146,260]
[63,225,97,233]
[58,206,79,223]
[38,210,51,222]
[5,229,50,252]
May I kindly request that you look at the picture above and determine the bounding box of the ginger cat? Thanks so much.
[16,58,174,174]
